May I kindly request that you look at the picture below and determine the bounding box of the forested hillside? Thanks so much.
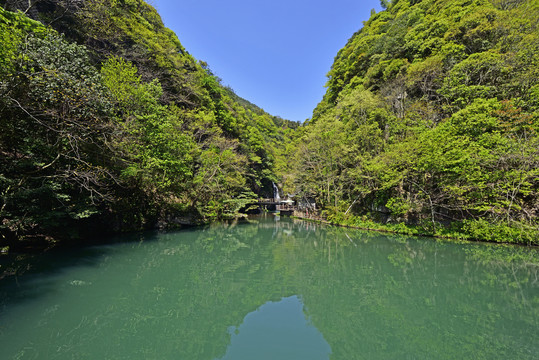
[0,0,297,250]
[290,0,538,244]
[1,0,537,249]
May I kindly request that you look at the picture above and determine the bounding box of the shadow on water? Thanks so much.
[0,229,172,309]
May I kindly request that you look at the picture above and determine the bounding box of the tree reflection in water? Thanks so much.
[0,215,537,359]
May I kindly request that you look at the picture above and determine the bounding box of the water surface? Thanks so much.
[0,215,537,359]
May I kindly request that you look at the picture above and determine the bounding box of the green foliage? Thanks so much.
[463,218,539,245]
[0,24,117,244]
[2,0,538,247]
[101,56,142,108]
[293,0,539,245]
[0,3,297,248]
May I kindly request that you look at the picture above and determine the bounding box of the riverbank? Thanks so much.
[291,211,539,246]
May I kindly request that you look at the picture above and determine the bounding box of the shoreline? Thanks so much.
[290,214,539,248]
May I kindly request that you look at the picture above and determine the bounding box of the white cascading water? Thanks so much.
[272,182,281,202]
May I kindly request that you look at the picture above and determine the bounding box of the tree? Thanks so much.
[0,25,117,244]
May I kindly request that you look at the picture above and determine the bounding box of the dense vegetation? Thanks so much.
[1,0,537,249]
[0,0,297,250]
[288,0,538,244]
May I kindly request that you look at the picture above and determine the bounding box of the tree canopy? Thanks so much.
[1,0,537,247]
[0,2,297,249]
[289,0,538,244]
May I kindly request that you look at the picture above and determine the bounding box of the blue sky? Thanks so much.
[150,0,382,122]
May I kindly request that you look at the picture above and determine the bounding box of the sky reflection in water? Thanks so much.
[219,295,331,360]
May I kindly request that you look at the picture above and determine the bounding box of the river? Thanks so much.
[0,214,537,359]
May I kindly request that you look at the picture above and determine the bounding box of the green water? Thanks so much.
[0,215,538,359]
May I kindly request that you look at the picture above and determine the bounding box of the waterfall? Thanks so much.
[272,182,281,202]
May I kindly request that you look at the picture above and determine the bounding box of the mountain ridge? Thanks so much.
[0,0,296,250]
[291,0,538,244]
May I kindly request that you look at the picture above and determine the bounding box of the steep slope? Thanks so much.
[293,0,538,244]
[0,0,297,250]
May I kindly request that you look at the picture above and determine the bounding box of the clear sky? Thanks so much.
[149,0,382,122]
